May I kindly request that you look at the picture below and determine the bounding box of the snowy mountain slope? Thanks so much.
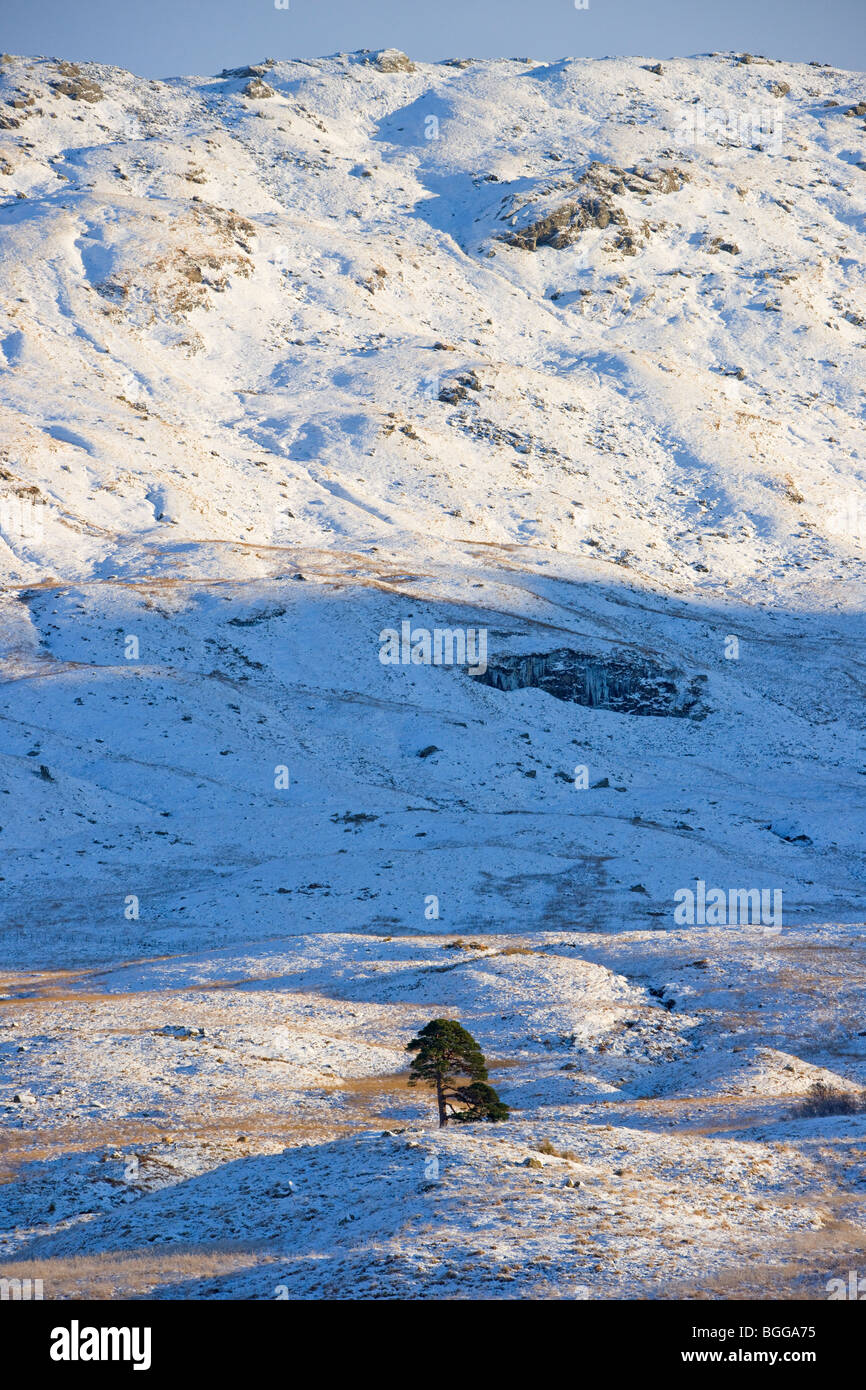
[1,568,865,966]
[0,50,864,598]
[0,49,865,955]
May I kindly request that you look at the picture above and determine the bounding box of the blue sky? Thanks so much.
[2,0,863,78]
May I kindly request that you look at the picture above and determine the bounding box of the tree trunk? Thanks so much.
[435,1074,448,1128]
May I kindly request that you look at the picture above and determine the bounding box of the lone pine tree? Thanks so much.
[406,1019,509,1127]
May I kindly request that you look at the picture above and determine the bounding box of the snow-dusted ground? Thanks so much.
[3,929,866,1298]
[1,47,865,1298]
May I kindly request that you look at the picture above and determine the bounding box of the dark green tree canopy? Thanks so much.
[407,1018,488,1084]
[406,1018,509,1127]
[451,1081,510,1124]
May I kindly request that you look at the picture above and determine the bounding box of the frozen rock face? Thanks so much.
[474,648,710,719]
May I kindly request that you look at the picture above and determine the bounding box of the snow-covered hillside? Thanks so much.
[1,48,865,950]
[1,48,865,1300]
[1,50,865,595]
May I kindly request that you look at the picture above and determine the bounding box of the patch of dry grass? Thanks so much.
[0,1245,280,1300]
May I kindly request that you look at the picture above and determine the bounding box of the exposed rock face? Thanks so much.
[438,369,482,403]
[50,77,104,102]
[48,59,105,102]
[474,648,710,719]
[220,61,277,79]
[368,49,416,74]
[242,77,275,99]
[500,162,689,254]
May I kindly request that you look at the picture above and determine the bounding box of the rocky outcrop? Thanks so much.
[500,162,689,254]
[243,77,275,99]
[367,49,416,74]
[474,648,710,719]
[50,60,104,103]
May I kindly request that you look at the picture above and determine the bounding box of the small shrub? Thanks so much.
[535,1138,578,1160]
[792,1081,866,1118]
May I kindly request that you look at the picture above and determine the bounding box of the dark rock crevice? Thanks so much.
[473,647,709,719]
